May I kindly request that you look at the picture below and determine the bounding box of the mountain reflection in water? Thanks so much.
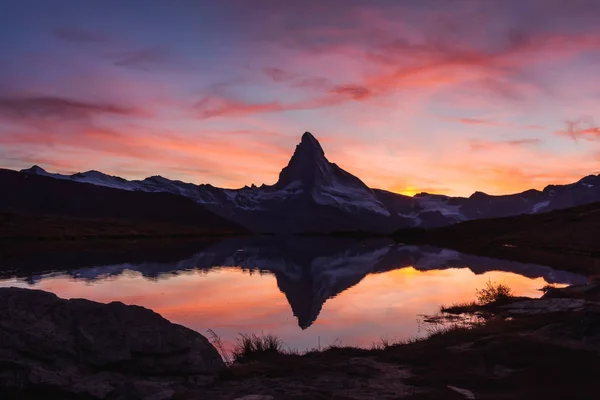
[0,236,588,350]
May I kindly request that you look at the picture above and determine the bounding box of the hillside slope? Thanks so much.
[0,169,246,239]
[395,201,600,274]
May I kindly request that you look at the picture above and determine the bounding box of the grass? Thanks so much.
[370,336,422,351]
[207,331,291,364]
[216,309,600,398]
[439,301,479,314]
[206,329,232,364]
[231,333,287,363]
[420,281,519,338]
[208,281,519,367]
[205,282,600,399]
[438,281,516,318]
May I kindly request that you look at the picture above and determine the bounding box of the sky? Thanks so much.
[1,0,600,197]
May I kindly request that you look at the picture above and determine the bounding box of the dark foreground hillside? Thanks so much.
[395,201,600,275]
[3,285,600,399]
[0,169,246,239]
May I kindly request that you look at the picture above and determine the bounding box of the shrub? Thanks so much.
[476,280,514,306]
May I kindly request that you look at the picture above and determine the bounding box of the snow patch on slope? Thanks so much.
[72,172,142,191]
[532,200,550,213]
[312,181,390,216]
[225,181,305,210]
[416,195,467,220]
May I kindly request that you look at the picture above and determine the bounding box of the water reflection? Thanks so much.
[0,236,588,350]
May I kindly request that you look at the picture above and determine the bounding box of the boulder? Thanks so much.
[0,287,224,398]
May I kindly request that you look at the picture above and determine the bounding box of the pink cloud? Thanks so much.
[194,88,375,119]
[207,29,600,123]
[0,96,143,122]
[3,1,600,198]
[329,84,373,100]
[556,118,600,141]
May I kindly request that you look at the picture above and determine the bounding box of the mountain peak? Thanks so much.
[275,132,328,188]
[21,165,47,175]
[298,131,324,156]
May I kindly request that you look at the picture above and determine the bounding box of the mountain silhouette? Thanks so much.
[12,131,600,234]
[0,169,245,236]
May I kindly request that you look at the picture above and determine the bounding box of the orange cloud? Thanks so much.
[445,119,542,131]
[325,133,598,197]
[0,127,295,187]
[469,138,542,151]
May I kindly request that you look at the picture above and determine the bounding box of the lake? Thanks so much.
[0,236,588,353]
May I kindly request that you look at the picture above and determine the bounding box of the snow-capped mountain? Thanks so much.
[275,132,390,216]
[19,131,600,233]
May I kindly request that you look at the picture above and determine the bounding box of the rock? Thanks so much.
[533,310,600,350]
[0,287,224,398]
[500,298,587,315]
[542,284,600,300]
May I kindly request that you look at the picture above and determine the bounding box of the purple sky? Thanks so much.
[1,0,600,196]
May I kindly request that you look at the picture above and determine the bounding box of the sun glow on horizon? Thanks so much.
[1,1,600,194]
[395,187,421,197]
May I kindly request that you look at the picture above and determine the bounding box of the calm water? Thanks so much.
[0,236,587,352]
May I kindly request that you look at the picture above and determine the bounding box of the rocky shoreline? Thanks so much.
[0,288,224,399]
[2,284,600,399]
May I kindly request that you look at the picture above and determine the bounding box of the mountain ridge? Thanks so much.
[16,132,600,233]
[0,169,246,237]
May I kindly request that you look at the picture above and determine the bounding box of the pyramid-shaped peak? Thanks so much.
[298,131,324,156]
[301,131,318,144]
[275,132,328,188]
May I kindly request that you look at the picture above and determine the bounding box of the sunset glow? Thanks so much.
[1,1,600,196]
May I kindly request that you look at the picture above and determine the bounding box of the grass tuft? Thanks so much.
[371,336,421,350]
[231,333,287,363]
[439,301,479,314]
[206,329,232,364]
